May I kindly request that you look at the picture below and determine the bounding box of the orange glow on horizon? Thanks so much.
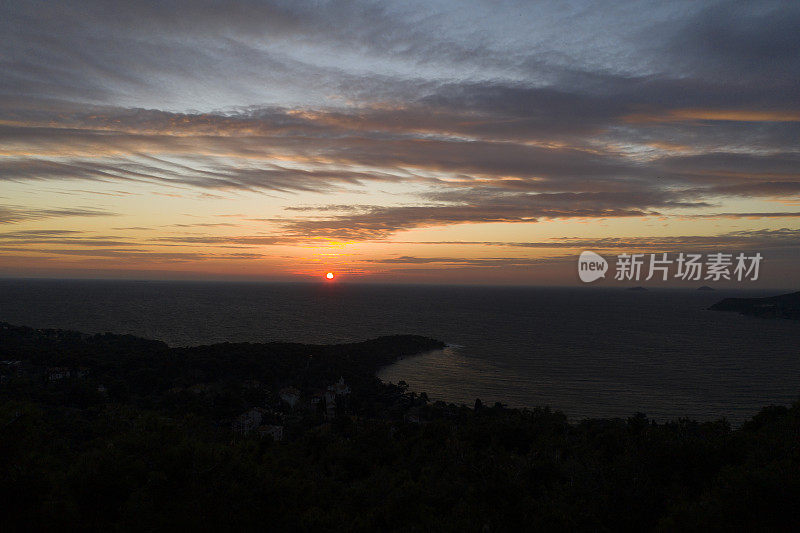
[624,108,800,124]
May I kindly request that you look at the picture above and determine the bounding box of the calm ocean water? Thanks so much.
[1,279,798,425]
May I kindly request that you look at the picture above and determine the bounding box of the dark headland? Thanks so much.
[2,322,800,531]
[710,291,800,320]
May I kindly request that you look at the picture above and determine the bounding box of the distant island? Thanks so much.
[1,322,799,530]
[697,285,715,291]
[710,291,800,320]
[627,286,648,291]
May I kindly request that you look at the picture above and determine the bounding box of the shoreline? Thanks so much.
[3,320,800,529]
[3,321,795,426]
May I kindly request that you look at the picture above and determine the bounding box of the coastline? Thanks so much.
[2,321,800,530]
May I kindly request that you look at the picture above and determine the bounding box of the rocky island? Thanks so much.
[709,291,800,320]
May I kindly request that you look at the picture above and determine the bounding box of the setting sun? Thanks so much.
[325,272,334,280]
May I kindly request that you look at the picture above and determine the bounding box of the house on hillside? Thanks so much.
[0,360,22,384]
[328,377,350,396]
[310,389,325,406]
[404,406,423,424]
[321,377,351,419]
[46,367,70,381]
[232,408,263,435]
[257,424,284,441]
[323,389,337,419]
[242,379,262,390]
[279,386,301,408]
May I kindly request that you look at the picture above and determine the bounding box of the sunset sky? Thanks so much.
[1,0,799,286]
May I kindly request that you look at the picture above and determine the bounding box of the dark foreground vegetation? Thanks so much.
[1,322,799,531]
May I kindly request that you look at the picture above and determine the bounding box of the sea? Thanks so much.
[1,278,798,425]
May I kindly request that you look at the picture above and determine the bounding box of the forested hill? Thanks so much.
[0,322,444,398]
[1,322,800,531]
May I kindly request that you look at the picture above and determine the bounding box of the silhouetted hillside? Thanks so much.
[2,322,799,531]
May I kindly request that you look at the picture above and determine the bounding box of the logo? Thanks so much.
[576,251,763,283]
[578,251,608,282]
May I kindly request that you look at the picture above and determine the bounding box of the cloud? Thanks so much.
[398,228,800,251]
[665,1,800,85]
[166,223,239,228]
[0,247,263,262]
[365,255,565,267]
[270,188,713,240]
[1,93,796,197]
[1,84,797,244]
[656,152,800,183]
[153,235,293,246]
[0,204,117,224]
[688,212,800,219]
[1,0,799,281]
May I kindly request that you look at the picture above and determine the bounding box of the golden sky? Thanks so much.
[1,1,799,286]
